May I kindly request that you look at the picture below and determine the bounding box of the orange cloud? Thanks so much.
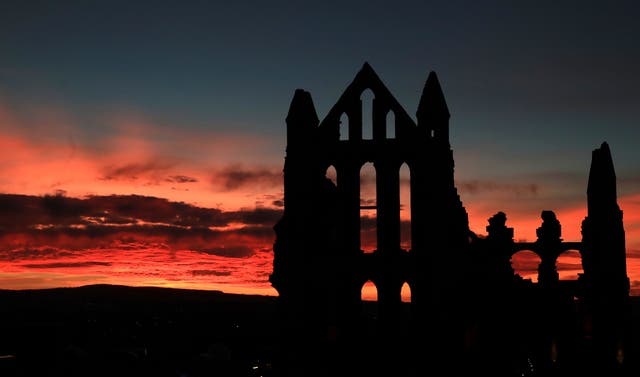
[0,102,284,210]
[0,193,281,294]
[0,246,277,296]
[1,100,640,296]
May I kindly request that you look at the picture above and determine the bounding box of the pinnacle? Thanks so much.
[417,71,450,118]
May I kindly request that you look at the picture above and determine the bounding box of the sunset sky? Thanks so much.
[1,1,639,297]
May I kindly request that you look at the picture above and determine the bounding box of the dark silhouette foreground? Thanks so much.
[0,285,277,377]
[270,63,631,377]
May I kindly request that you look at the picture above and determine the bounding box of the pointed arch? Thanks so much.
[361,280,378,302]
[399,163,411,251]
[317,63,417,133]
[360,162,377,253]
[325,165,337,186]
[361,280,378,323]
[400,282,411,303]
[386,110,396,139]
[361,89,375,140]
[339,113,349,141]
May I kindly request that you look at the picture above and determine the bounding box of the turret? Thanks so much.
[582,141,628,291]
[286,89,319,149]
[283,89,319,215]
[416,71,450,143]
[580,141,630,374]
[587,142,618,215]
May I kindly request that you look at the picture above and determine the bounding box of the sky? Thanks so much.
[0,1,639,297]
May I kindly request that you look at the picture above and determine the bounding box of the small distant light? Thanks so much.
[252,366,259,370]
[550,340,558,363]
[617,345,624,364]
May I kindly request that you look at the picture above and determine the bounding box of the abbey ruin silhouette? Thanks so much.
[270,63,631,377]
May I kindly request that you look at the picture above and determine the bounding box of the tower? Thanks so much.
[270,63,471,376]
[582,142,629,295]
[580,142,630,371]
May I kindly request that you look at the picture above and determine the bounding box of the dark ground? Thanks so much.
[0,285,638,377]
[0,285,279,377]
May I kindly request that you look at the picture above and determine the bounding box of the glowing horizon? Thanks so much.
[1,190,638,298]
[1,98,640,297]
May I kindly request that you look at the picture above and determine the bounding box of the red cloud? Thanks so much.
[0,194,279,258]
[22,261,112,269]
[212,165,282,191]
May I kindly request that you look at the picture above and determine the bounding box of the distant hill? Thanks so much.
[0,283,274,301]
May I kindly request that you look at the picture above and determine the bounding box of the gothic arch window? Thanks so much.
[360,162,377,253]
[386,110,396,139]
[361,280,378,302]
[339,113,349,141]
[400,163,411,251]
[511,250,542,282]
[401,281,411,303]
[556,249,583,280]
[361,89,375,140]
[361,280,378,323]
[326,165,337,186]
